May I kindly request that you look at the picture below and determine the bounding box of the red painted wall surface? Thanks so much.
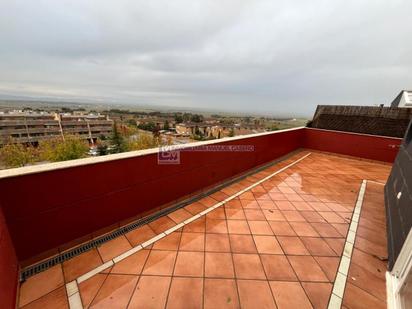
[303,128,401,163]
[0,207,18,309]
[0,129,304,261]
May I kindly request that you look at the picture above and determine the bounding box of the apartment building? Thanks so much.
[0,112,113,145]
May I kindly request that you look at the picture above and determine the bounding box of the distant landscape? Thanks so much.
[0,99,308,170]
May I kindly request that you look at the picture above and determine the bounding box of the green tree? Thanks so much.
[191,114,203,123]
[109,122,127,153]
[163,120,170,130]
[0,142,37,168]
[127,133,161,150]
[39,135,89,162]
[174,114,183,123]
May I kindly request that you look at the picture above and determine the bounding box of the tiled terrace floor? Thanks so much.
[17,150,392,309]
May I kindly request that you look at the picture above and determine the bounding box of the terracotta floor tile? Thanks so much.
[270,281,312,309]
[263,209,285,221]
[310,222,341,238]
[239,191,255,200]
[204,279,239,309]
[274,200,296,210]
[174,251,204,277]
[300,211,326,223]
[199,196,218,207]
[206,207,226,220]
[258,200,277,209]
[183,217,205,233]
[260,255,297,281]
[324,237,345,255]
[224,199,242,209]
[355,236,387,259]
[184,201,207,215]
[225,208,246,220]
[237,280,276,309]
[268,221,296,236]
[229,235,257,253]
[337,212,352,222]
[324,202,349,212]
[19,264,64,307]
[179,232,205,251]
[125,225,156,247]
[206,218,228,234]
[253,235,283,254]
[89,274,138,308]
[269,192,288,201]
[149,216,176,234]
[232,254,266,279]
[343,282,386,309]
[351,248,386,279]
[288,256,328,282]
[308,202,331,211]
[286,194,305,202]
[167,208,193,223]
[281,210,306,222]
[63,248,103,282]
[331,223,350,237]
[289,222,319,237]
[142,250,177,275]
[244,209,265,220]
[300,194,320,202]
[227,220,250,234]
[292,201,313,211]
[21,286,68,309]
[300,237,337,256]
[211,191,229,202]
[128,276,171,309]
[97,236,132,262]
[347,263,386,301]
[314,256,340,282]
[318,211,346,223]
[277,236,309,255]
[166,277,203,309]
[205,252,235,278]
[241,200,261,209]
[110,249,150,275]
[302,282,332,309]
[205,233,231,252]
[79,273,107,308]
[248,220,274,235]
[152,232,181,251]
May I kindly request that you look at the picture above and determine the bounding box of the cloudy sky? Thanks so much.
[0,0,411,116]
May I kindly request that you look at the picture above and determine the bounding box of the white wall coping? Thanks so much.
[0,126,305,180]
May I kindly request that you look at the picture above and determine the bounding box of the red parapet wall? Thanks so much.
[303,128,402,163]
[0,127,401,265]
[0,207,18,309]
[0,128,304,261]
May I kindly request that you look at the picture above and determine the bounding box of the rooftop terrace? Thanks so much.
[0,127,404,309]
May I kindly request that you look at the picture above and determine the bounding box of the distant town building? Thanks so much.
[390,90,412,108]
[0,112,113,145]
[175,122,238,138]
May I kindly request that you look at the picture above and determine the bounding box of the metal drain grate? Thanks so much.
[19,150,299,282]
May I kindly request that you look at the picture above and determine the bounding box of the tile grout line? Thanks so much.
[327,179,367,309]
[66,152,312,304]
